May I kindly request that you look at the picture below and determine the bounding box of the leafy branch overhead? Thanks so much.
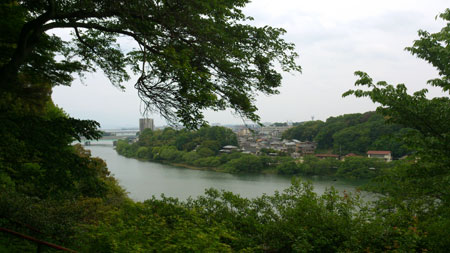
[343,9,450,146]
[0,0,301,128]
[405,10,450,91]
[343,9,450,203]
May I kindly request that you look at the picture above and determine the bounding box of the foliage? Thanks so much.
[344,8,450,250]
[276,160,299,174]
[282,120,324,141]
[137,126,237,151]
[118,126,398,180]
[1,0,301,128]
[343,9,450,202]
[221,154,264,173]
[0,100,104,198]
[405,10,450,91]
[0,148,129,252]
[159,146,183,162]
[282,111,409,158]
[181,151,201,166]
[196,126,239,147]
[2,1,450,251]
[336,156,388,179]
[193,156,222,168]
[198,140,221,155]
[298,156,338,176]
[117,126,243,169]
[75,197,233,252]
[2,176,436,252]
[118,126,310,175]
[68,179,434,252]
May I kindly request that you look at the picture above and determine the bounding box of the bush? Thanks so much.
[337,157,385,179]
[276,161,299,174]
[222,155,264,173]
[193,157,222,167]
[181,151,200,165]
[159,146,183,162]
[136,146,150,159]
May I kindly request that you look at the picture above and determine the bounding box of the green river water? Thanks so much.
[86,145,369,202]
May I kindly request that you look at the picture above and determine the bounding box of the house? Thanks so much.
[367,150,392,162]
[220,145,239,153]
[237,128,252,137]
[270,141,283,151]
[295,141,317,155]
[240,145,259,155]
[284,142,297,153]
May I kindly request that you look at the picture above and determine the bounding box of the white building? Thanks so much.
[367,150,392,162]
[259,126,292,137]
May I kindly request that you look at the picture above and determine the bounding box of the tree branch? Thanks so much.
[41,21,163,56]
[73,27,99,55]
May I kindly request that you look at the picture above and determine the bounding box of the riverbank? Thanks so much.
[125,157,230,173]
[115,135,401,183]
[87,145,366,201]
[114,147,370,193]
[167,161,279,175]
[160,160,361,187]
[167,162,223,172]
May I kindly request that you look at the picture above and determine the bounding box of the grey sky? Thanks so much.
[51,0,449,129]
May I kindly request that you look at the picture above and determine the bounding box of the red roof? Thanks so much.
[345,153,359,157]
[367,150,391,155]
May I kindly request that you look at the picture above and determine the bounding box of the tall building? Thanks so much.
[139,118,155,133]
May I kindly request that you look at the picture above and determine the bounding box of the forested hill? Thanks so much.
[282,111,410,158]
[117,126,238,159]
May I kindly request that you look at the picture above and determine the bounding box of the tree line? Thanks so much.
[282,111,410,158]
[116,125,401,180]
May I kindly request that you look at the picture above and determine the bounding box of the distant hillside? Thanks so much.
[282,111,410,158]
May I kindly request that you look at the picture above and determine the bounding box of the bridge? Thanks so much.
[80,129,140,146]
[102,129,139,136]
[82,141,115,147]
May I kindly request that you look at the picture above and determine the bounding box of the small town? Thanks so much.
[231,124,392,162]
[105,118,394,163]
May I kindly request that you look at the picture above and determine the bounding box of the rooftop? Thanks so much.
[367,150,391,155]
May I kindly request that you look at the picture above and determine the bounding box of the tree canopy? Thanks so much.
[0,0,300,200]
[1,0,301,128]
[344,9,450,248]
[282,112,409,157]
[343,9,450,199]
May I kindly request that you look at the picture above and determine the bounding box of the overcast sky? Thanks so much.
[51,0,449,129]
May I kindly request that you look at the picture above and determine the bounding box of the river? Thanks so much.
[86,145,367,202]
